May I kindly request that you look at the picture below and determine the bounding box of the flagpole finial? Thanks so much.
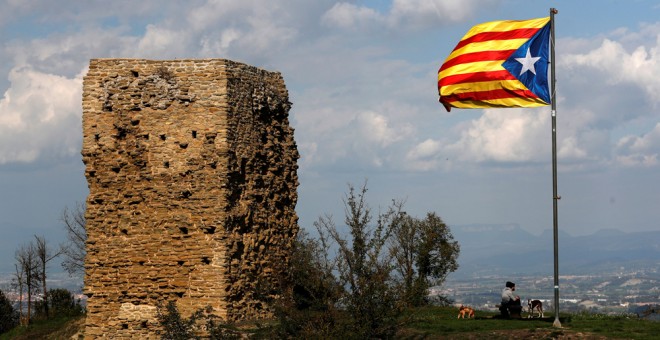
[551,8,558,14]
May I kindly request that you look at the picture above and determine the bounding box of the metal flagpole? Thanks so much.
[549,7,561,328]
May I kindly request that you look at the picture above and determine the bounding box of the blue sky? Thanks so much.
[1,0,659,275]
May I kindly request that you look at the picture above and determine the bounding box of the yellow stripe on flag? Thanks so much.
[439,79,529,97]
[438,60,507,80]
[449,97,548,109]
[444,38,529,62]
[460,17,550,41]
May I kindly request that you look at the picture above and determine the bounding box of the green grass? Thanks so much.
[0,315,84,340]
[2,308,658,339]
[566,311,660,340]
[400,306,660,339]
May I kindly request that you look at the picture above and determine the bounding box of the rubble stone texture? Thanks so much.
[81,59,299,339]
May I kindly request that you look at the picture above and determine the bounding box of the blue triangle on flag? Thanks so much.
[502,23,551,104]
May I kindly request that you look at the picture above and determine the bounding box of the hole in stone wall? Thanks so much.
[177,260,184,266]
[209,162,217,169]
[202,257,211,265]
[139,261,145,265]
[179,227,189,234]
[175,292,184,298]
[131,119,140,126]
[122,323,128,329]
[131,70,139,77]
[164,161,170,168]
[121,229,128,235]
[115,125,128,139]
[181,190,192,199]
[179,142,188,149]
[230,241,245,261]
[192,130,197,138]
[203,226,216,234]
[240,158,247,175]
[142,134,149,140]
[111,166,121,173]
[141,321,148,328]
[160,134,166,141]
[94,134,100,141]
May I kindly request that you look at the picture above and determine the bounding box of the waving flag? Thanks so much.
[438,17,551,112]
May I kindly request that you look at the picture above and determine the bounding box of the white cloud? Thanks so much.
[321,2,383,29]
[615,123,660,167]
[564,37,660,105]
[296,106,415,171]
[556,24,660,169]
[357,111,407,147]
[0,67,83,164]
[444,109,549,163]
[137,25,190,58]
[405,138,444,171]
[389,0,489,28]
[183,0,313,58]
[321,0,498,31]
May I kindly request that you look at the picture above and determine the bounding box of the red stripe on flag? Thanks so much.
[453,28,540,51]
[439,70,517,87]
[439,50,516,73]
[441,88,540,104]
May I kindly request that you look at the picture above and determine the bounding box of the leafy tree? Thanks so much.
[314,182,403,339]
[270,182,459,338]
[272,230,345,338]
[60,202,87,276]
[389,212,459,307]
[288,229,341,310]
[0,289,19,333]
[34,288,84,318]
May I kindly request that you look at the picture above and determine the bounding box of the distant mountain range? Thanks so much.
[449,224,660,279]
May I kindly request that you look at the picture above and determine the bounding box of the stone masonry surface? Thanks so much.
[82,59,299,339]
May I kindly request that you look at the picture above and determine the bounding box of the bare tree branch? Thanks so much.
[34,235,62,318]
[15,242,41,325]
[60,202,87,276]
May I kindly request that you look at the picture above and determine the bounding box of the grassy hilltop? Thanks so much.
[3,306,659,339]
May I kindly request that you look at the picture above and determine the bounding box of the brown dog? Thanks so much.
[527,299,544,318]
[457,305,475,319]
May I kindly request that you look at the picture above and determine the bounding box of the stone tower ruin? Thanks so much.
[81,59,299,338]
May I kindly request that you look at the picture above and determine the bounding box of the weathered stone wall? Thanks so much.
[81,59,299,338]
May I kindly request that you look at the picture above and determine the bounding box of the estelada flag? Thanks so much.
[438,17,551,112]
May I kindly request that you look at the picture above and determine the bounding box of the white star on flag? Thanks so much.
[515,48,541,75]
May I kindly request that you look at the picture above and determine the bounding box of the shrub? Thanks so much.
[0,289,19,333]
[156,301,203,340]
[49,288,84,317]
[33,288,84,320]
[156,301,241,340]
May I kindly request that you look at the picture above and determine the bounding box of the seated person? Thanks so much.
[500,281,522,318]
